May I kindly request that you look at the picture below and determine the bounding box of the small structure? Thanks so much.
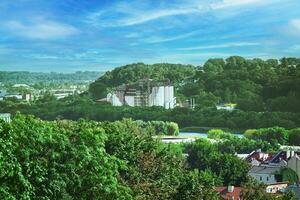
[0,113,11,123]
[0,90,7,101]
[216,186,242,200]
[216,103,236,111]
[266,182,288,194]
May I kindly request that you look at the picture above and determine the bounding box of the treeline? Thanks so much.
[89,63,196,99]
[88,57,300,113]
[181,57,300,113]
[0,115,220,199]
[0,71,102,85]
[244,127,300,146]
[1,96,300,129]
[0,115,296,199]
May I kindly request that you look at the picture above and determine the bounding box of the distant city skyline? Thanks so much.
[0,0,300,72]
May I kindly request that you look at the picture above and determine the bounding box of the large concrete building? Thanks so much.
[107,79,176,109]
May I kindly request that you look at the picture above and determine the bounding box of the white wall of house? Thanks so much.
[249,173,277,184]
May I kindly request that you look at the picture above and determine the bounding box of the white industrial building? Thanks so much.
[0,113,11,123]
[107,79,176,109]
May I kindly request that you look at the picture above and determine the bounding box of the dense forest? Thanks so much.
[89,57,300,113]
[1,96,299,129]
[1,56,300,130]
[0,115,297,199]
[0,71,102,85]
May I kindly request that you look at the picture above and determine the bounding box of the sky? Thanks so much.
[0,0,300,72]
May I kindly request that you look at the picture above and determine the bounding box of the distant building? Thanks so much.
[51,89,76,99]
[215,186,242,200]
[265,182,288,194]
[216,103,236,111]
[4,94,23,100]
[248,165,282,184]
[12,84,30,88]
[0,113,11,123]
[0,90,6,101]
[107,79,176,109]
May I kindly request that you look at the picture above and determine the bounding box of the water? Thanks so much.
[179,132,244,138]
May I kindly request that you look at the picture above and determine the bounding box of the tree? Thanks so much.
[288,128,300,146]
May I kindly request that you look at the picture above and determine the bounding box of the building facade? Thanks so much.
[107,79,176,109]
[0,113,11,123]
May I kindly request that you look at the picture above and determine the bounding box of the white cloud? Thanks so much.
[116,8,201,27]
[5,20,79,39]
[177,42,260,50]
[281,19,300,38]
[211,0,263,10]
[85,1,205,27]
[144,31,199,44]
[290,19,300,32]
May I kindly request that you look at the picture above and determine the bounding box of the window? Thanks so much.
[266,177,269,181]
[260,176,262,181]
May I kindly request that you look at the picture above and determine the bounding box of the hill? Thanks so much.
[89,57,300,113]
[89,63,196,99]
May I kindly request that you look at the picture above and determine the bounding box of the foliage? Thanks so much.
[288,128,300,146]
[89,62,196,99]
[207,129,229,139]
[0,115,220,200]
[1,98,300,131]
[0,71,101,86]
[0,115,132,199]
[186,139,250,186]
[276,168,299,184]
[245,127,289,145]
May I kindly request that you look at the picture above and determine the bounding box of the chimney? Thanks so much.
[287,151,291,159]
[228,185,234,193]
[291,151,295,157]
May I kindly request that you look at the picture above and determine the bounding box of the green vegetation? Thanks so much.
[1,96,300,130]
[89,63,196,99]
[243,127,299,145]
[0,114,220,199]
[0,71,102,90]
[89,57,300,114]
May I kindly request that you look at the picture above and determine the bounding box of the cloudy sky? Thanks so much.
[0,0,299,72]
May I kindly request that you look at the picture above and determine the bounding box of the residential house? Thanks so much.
[266,182,288,194]
[248,165,282,184]
[216,186,242,200]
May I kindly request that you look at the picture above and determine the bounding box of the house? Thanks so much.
[0,113,11,123]
[266,182,289,194]
[248,165,282,184]
[216,186,242,200]
[107,79,176,109]
[243,149,272,166]
[216,103,236,111]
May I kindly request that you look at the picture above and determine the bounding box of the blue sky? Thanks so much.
[0,0,300,72]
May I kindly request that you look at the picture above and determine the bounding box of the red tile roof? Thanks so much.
[216,187,242,200]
